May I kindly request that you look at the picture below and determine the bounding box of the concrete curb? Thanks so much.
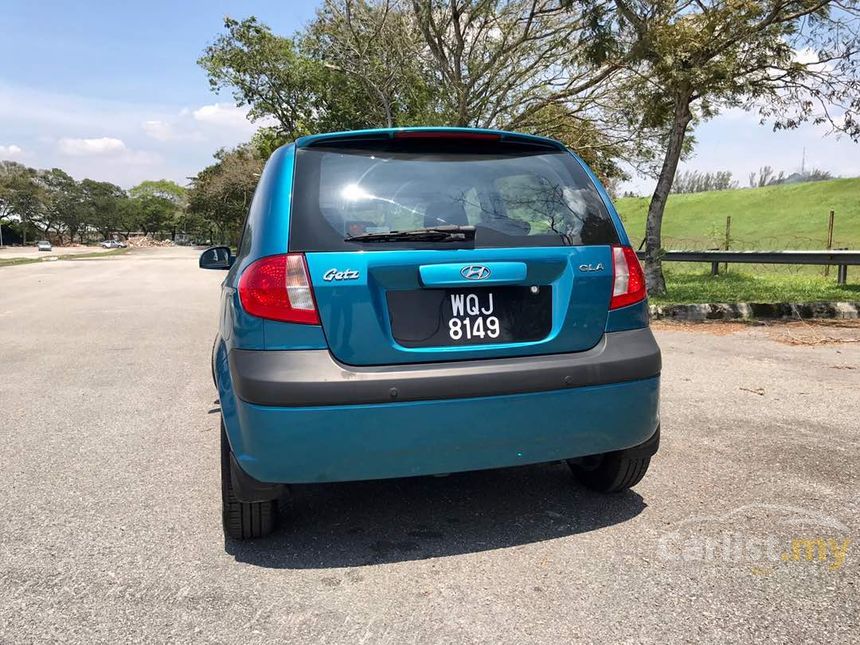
[650,301,860,321]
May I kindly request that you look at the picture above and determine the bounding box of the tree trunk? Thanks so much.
[366,82,393,128]
[644,91,693,295]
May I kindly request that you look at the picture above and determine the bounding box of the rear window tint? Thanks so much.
[290,143,618,251]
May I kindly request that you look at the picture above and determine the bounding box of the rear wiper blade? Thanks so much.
[345,225,476,243]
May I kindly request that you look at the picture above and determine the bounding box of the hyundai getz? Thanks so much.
[200,128,661,539]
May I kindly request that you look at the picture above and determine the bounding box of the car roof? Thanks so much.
[294,127,567,151]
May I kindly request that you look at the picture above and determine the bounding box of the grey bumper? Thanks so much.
[229,328,661,407]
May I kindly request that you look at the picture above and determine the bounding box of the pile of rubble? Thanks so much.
[126,236,175,248]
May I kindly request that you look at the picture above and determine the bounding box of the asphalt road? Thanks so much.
[1,248,857,644]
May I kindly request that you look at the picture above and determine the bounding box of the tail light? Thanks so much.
[610,245,647,309]
[238,254,320,324]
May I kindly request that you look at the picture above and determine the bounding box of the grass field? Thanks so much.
[655,270,860,304]
[614,177,860,250]
[614,178,860,303]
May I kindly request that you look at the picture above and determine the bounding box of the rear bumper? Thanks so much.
[219,328,661,484]
[229,327,661,407]
[228,376,660,484]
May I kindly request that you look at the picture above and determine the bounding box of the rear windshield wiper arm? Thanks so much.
[345,225,475,243]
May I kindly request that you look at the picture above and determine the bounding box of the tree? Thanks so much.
[128,180,186,238]
[117,198,143,240]
[306,0,439,127]
[513,102,631,182]
[38,169,81,244]
[595,0,860,294]
[198,3,661,184]
[186,146,264,245]
[750,165,775,188]
[200,17,346,141]
[4,163,190,245]
[407,1,663,177]
[672,170,736,193]
[80,179,126,240]
[0,162,43,246]
[410,1,612,128]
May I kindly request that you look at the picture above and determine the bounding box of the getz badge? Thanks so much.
[323,268,360,281]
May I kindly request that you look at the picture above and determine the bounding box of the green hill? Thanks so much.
[614,177,860,250]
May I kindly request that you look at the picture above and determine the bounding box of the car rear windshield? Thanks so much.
[289,139,619,251]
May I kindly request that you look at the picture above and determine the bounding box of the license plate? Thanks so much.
[387,286,552,347]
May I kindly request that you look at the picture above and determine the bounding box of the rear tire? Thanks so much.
[568,452,651,493]
[221,423,277,539]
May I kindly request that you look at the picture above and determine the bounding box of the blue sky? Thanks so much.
[1,0,858,192]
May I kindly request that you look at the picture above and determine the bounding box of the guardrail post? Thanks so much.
[837,264,848,285]
[723,216,731,274]
[711,261,719,276]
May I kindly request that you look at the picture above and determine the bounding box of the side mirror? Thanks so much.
[199,246,233,270]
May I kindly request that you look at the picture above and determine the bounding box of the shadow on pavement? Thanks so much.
[225,461,646,569]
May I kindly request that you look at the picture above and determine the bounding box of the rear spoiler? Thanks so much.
[295,128,566,152]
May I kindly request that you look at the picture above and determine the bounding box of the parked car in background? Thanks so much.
[36,240,52,252]
[200,127,661,540]
[99,240,127,249]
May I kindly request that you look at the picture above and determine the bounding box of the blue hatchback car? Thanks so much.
[200,127,661,539]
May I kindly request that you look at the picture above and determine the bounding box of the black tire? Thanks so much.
[221,423,278,539]
[568,452,651,493]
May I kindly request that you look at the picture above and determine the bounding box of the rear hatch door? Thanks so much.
[291,132,619,366]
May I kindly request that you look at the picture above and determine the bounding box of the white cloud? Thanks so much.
[141,118,205,143]
[192,102,256,129]
[118,149,161,166]
[0,144,22,157]
[58,137,127,156]
[189,103,275,135]
[0,82,269,187]
[142,120,175,141]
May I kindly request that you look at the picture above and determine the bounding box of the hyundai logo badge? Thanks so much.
[461,265,491,280]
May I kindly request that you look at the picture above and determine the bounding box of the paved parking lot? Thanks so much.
[0,245,116,260]
[1,247,857,643]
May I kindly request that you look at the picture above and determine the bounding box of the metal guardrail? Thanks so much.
[635,249,859,284]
